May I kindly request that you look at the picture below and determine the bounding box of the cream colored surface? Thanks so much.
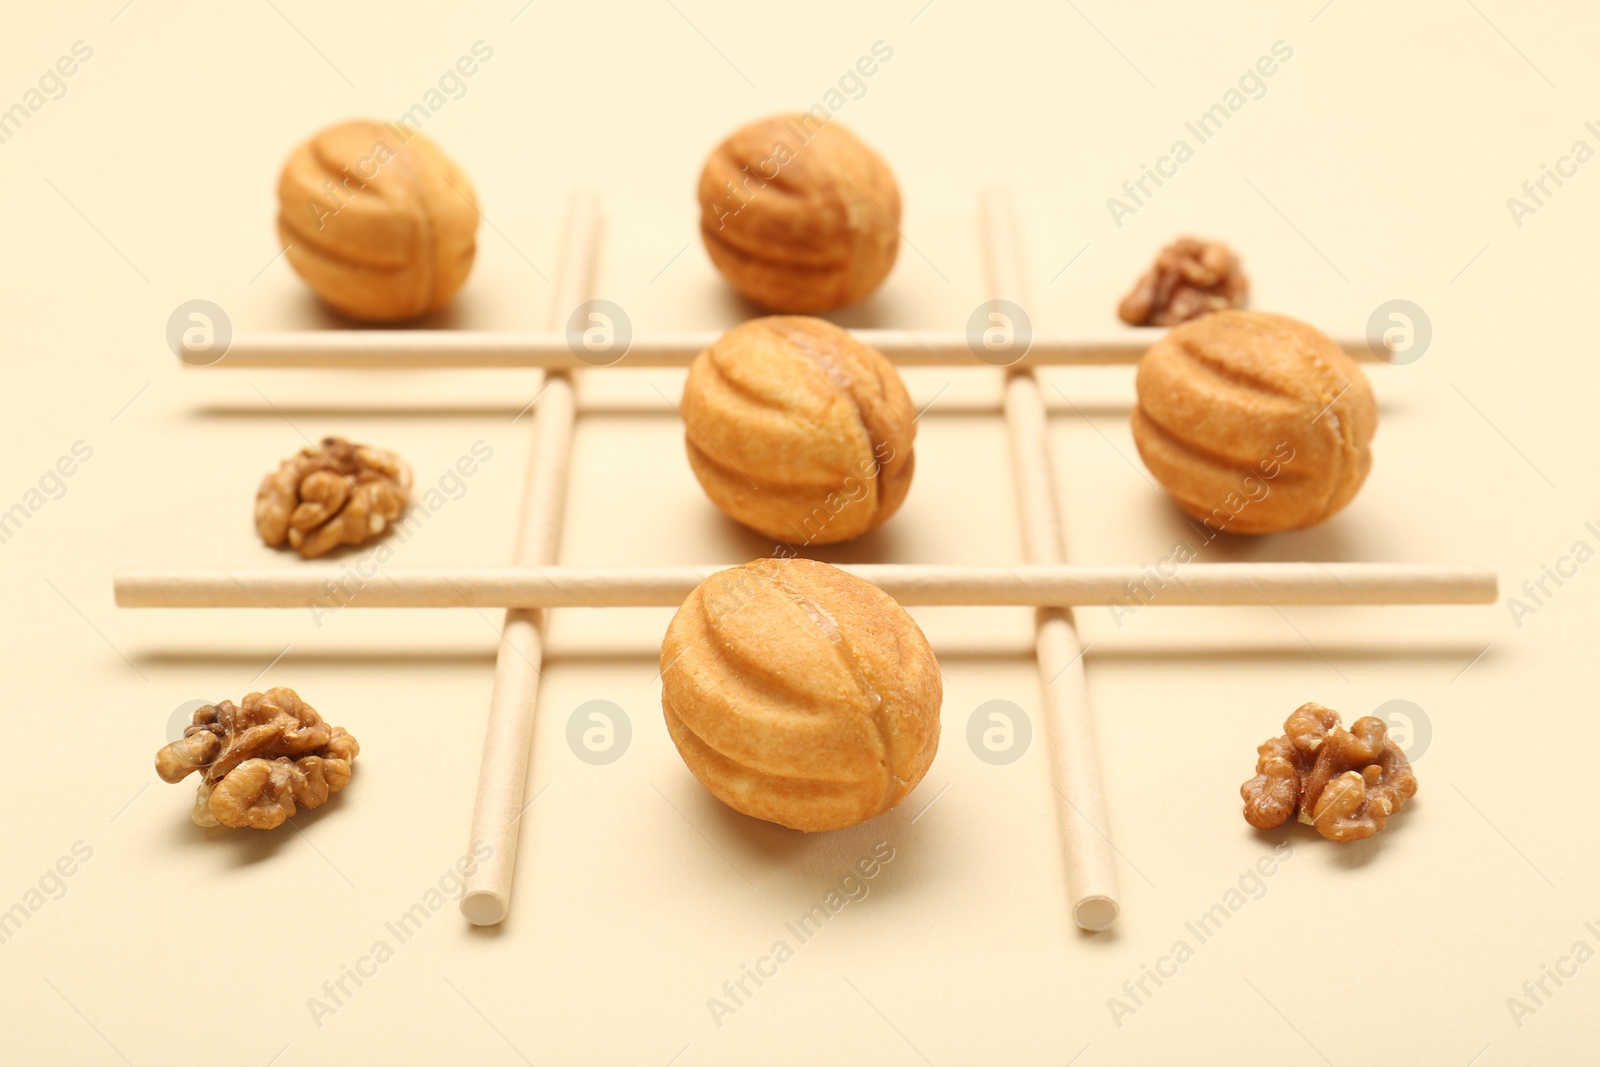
[2,2,1594,1064]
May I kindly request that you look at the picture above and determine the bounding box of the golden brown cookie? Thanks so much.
[681,316,915,545]
[698,114,900,313]
[277,119,478,322]
[1131,310,1377,534]
[660,559,942,832]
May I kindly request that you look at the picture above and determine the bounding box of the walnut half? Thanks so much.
[255,436,411,559]
[1118,236,1248,327]
[1241,703,1416,842]
[155,688,359,829]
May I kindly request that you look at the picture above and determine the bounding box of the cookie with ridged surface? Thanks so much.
[660,558,942,832]
[698,114,900,313]
[1132,310,1377,534]
[681,316,915,545]
[277,120,478,322]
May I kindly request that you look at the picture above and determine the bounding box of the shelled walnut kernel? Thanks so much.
[155,688,359,829]
[1241,703,1416,842]
[1118,237,1248,326]
[255,436,411,558]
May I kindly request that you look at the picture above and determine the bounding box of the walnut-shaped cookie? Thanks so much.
[277,119,478,322]
[1132,310,1377,534]
[661,559,942,832]
[156,688,359,829]
[698,114,900,313]
[681,316,915,545]
[255,436,411,559]
[1241,703,1416,842]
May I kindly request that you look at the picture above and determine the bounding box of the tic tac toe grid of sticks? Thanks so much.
[114,188,1497,932]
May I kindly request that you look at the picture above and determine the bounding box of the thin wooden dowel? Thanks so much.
[113,563,1498,609]
[199,328,1380,369]
[984,188,1122,933]
[460,190,596,927]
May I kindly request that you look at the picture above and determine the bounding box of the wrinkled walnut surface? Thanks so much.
[1241,703,1416,842]
[155,688,359,829]
[255,436,411,558]
[1118,237,1248,327]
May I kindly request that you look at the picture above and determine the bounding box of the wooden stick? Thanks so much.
[199,328,1382,369]
[984,188,1122,932]
[114,563,1499,609]
[460,190,597,927]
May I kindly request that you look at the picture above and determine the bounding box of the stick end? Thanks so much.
[461,890,507,927]
[1073,895,1119,932]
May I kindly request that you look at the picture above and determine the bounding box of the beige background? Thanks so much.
[2,1,1595,1063]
